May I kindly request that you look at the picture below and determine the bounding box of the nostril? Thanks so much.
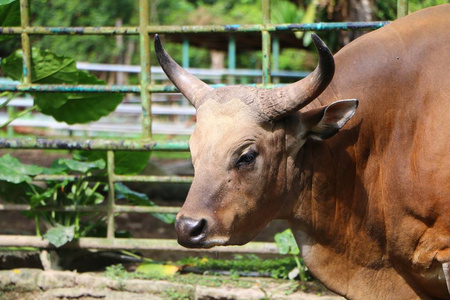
[190,218,207,238]
[176,217,209,247]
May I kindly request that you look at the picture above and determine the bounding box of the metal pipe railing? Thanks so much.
[0,22,389,36]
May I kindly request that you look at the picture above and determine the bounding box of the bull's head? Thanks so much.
[155,34,357,248]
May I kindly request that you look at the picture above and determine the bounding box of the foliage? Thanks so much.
[0,154,45,183]
[43,224,75,248]
[0,0,19,42]
[115,182,176,224]
[30,0,138,63]
[374,0,449,20]
[274,229,310,281]
[0,47,123,124]
[105,263,131,280]
[0,154,106,246]
[178,254,303,280]
[106,262,180,281]
[0,154,175,247]
[74,150,151,175]
[106,253,308,282]
[136,262,180,279]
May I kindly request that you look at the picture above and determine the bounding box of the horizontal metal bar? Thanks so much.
[113,174,193,183]
[114,205,179,214]
[0,22,389,36]
[77,62,310,78]
[0,84,140,93]
[0,26,141,35]
[31,174,193,183]
[273,21,390,31]
[0,203,180,214]
[0,138,190,151]
[0,83,287,94]
[0,235,280,254]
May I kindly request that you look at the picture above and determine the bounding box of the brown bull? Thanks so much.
[155,5,450,299]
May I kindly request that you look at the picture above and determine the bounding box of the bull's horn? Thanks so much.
[259,34,335,121]
[154,34,213,108]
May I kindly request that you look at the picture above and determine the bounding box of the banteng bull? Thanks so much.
[155,5,450,299]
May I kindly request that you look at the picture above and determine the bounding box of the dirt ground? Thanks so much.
[0,268,343,300]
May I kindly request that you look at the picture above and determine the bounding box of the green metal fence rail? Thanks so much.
[0,0,408,253]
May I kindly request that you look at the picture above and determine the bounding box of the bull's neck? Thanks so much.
[286,122,393,298]
[289,138,345,236]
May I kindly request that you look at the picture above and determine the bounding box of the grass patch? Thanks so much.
[178,254,308,280]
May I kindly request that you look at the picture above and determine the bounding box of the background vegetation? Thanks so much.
[1,0,447,75]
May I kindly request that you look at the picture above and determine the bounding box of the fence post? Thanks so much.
[20,0,32,85]
[228,36,236,84]
[261,0,271,85]
[182,37,190,69]
[106,150,116,239]
[397,0,409,18]
[139,0,152,139]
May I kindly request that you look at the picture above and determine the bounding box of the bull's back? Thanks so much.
[328,4,450,192]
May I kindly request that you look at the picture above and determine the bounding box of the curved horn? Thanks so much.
[154,34,213,108]
[259,34,335,121]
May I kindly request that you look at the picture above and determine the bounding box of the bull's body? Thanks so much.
[155,5,450,299]
[291,6,450,299]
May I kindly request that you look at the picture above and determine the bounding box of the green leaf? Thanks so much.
[36,71,123,124]
[115,182,176,224]
[0,154,45,183]
[1,48,78,84]
[29,185,56,208]
[0,0,20,42]
[136,262,179,278]
[51,158,105,174]
[43,224,75,248]
[274,229,300,256]
[74,150,150,175]
[1,49,123,124]
[113,151,151,175]
[296,1,317,42]
[115,182,150,205]
[0,0,16,5]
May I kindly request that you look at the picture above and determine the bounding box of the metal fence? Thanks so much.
[0,0,408,254]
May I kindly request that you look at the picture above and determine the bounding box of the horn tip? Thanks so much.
[311,33,325,49]
[154,34,164,55]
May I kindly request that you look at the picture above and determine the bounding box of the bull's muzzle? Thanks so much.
[175,216,209,248]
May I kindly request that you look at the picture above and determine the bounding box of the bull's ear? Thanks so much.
[301,99,358,140]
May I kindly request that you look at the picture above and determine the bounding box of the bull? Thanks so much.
[154,5,450,299]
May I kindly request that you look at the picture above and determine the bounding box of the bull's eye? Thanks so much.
[236,150,258,169]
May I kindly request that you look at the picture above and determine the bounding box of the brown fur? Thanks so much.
[168,5,450,299]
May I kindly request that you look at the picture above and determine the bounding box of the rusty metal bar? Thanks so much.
[0,84,141,93]
[30,174,193,184]
[261,0,271,85]
[0,203,180,214]
[106,151,116,239]
[113,174,193,183]
[397,0,409,18]
[0,235,279,254]
[19,0,31,84]
[0,137,190,151]
[0,22,389,36]
[0,83,293,93]
[139,0,152,139]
